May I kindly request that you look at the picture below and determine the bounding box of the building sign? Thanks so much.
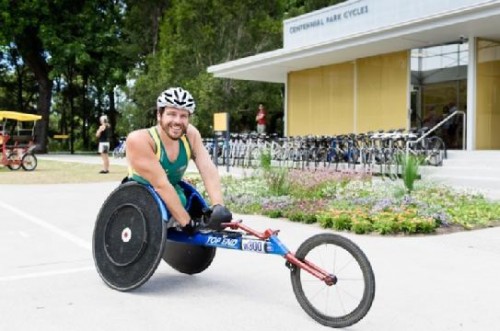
[288,3,368,35]
[213,112,228,131]
[283,0,490,49]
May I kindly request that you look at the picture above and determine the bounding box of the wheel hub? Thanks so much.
[103,204,148,267]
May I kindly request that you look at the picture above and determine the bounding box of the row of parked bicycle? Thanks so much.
[204,127,446,177]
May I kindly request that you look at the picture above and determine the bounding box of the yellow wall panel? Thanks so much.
[476,39,500,149]
[323,62,355,135]
[288,62,354,136]
[287,51,408,136]
[356,51,408,132]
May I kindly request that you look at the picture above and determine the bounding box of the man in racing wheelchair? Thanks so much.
[93,87,233,291]
[126,87,232,232]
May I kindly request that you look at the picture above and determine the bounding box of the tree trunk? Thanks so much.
[108,89,117,147]
[14,26,52,153]
[82,74,89,149]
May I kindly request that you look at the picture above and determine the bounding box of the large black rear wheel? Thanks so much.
[290,233,375,328]
[162,239,216,275]
[93,182,167,291]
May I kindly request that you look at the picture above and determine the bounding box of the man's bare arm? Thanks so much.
[187,125,224,206]
[126,130,191,226]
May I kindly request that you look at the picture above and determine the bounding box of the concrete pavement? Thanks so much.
[1,155,499,330]
[36,153,253,178]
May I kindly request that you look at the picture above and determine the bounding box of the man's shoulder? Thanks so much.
[186,124,201,139]
[127,128,152,142]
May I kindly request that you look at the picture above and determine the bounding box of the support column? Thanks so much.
[284,77,288,136]
[353,60,358,133]
[466,37,476,151]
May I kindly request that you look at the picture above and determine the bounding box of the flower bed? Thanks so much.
[188,168,500,235]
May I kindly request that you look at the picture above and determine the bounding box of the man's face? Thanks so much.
[158,107,190,140]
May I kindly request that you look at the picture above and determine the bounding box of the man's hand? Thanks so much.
[182,219,198,235]
[205,205,232,231]
[167,217,198,235]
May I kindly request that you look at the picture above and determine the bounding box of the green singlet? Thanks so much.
[128,126,192,206]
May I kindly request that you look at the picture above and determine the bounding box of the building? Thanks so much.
[208,0,500,150]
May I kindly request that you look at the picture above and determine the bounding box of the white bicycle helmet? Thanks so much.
[157,87,196,114]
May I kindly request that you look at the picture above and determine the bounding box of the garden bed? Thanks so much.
[188,167,500,236]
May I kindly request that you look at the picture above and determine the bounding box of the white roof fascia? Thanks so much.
[207,1,500,83]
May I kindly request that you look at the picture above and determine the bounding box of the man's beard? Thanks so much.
[161,123,186,140]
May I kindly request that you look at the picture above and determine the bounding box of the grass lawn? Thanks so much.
[0,159,129,184]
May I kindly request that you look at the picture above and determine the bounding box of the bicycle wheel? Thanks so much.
[290,233,375,328]
[21,153,37,171]
[426,136,445,166]
[348,147,360,170]
[249,147,261,168]
[6,152,21,170]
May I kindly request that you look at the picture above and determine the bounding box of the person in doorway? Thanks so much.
[125,87,232,233]
[96,115,111,174]
[423,106,440,129]
[255,103,267,134]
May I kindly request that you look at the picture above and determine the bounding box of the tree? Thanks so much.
[0,45,38,111]
[126,0,347,137]
[0,0,349,152]
[1,0,133,152]
[129,0,285,136]
[0,1,54,152]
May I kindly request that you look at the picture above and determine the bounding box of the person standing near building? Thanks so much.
[255,103,267,134]
[96,115,111,174]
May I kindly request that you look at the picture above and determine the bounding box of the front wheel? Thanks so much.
[290,233,375,328]
[21,153,37,171]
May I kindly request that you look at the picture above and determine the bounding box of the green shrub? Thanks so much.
[400,154,422,193]
[264,209,283,218]
[317,213,334,228]
[264,167,290,196]
[260,149,272,171]
[332,212,352,231]
[351,218,373,234]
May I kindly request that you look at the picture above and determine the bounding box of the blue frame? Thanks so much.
[166,229,290,257]
[145,180,290,257]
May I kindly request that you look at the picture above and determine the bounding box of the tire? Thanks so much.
[348,147,360,170]
[162,241,216,274]
[21,153,37,171]
[249,147,261,168]
[93,182,167,291]
[290,233,375,328]
[271,146,284,166]
[384,149,398,180]
[427,136,445,166]
[6,152,21,170]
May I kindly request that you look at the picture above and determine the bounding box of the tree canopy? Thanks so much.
[0,0,346,151]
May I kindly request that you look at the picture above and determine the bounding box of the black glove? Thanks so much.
[205,205,232,231]
[182,219,198,235]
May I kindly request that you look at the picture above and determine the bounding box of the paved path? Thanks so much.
[37,153,253,178]
[1,155,499,330]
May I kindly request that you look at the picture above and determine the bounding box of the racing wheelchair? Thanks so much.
[92,180,375,328]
